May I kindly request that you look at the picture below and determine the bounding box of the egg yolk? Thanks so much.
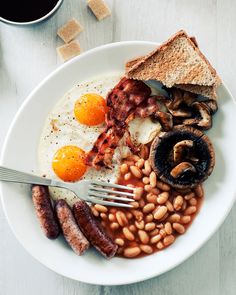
[52,146,87,182]
[74,93,107,126]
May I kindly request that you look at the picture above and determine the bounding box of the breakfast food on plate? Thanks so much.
[55,199,90,255]
[73,200,118,259]
[126,30,221,99]
[57,40,81,62]
[87,0,111,21]
[36,30,220,259]
[57,18,83,43]
[32,185,60,239]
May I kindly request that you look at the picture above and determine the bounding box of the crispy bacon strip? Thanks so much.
[85,78,160,169]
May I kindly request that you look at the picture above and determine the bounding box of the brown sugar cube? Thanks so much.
[57,18,83,43]
[87,0,111,21]
[57,40,81,62]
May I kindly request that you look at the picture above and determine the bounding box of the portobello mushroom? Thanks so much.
[149,125,215,189]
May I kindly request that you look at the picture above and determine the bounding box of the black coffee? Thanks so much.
[1,0,59,22]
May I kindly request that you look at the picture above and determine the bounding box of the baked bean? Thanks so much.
[173,223,185,234]
[124,172,131,181]
[167,213,181,223]
[166,200,174,212]
[94,204,108,213]
[108,213,116,222]
[150,234,162,244]
[163,235,175,246]
[156,241,164,250]
[127,155,140,162]
[157,192,169,204]
[182,199,187,211]
[181,215,191,224]
[110,208,116,214]
[145,222,156,231]
[140,244,153,254]
[110,222,119,230]
[143,203,155,213]
[184,192,195,200]
[139,199,146,208]
[116,211,128,226]
[164,222,172,235]
[145,214,154,223]
[134,187,143,200]
[194,184,204,198]
[144,160,152,174]
[91,206,99,217]
[189,197,197,206]
[126,212,133,220]
[146,193,157,204]
[150,229,159,236]
[123,227,135,241]
[142,177,150,184]
[136,158,145,169]
[127,184,135,188]
[144,184,152,192]
[100,213,107,220]
[130,166,142,179]
[154,206,168,220]
[124,247,141,258]
[120,163,129,175]
[159,229,167,238]
[135,220,144,230]
[138,230,149,244]
[130,201,139,209]
[149,171,157,188]
[156,180,170,191]
[184,206,197,215]
[115,238,124,246]
[173,195,184,211]
[129,225,137,232]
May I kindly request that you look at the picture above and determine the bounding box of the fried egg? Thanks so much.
[38,74,163,205]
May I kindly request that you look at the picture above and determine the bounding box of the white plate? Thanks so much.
[1,41,236,285]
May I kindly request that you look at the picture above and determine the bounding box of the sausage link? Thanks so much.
[73,200,118,259]
[55,199,90,255]
[31,185,60,239]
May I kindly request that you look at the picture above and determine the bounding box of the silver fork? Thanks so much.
[0,166,134,208]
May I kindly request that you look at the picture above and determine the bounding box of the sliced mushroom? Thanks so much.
[154,111,173,131]
[168,108,192,118]
[173,140,194,163]
[183,102,212,130]
[170,162,196,178]
[202,99,218,115]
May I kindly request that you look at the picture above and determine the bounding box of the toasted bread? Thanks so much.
[126,30,220,88]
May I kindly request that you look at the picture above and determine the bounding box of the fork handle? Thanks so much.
[0,166,56,187]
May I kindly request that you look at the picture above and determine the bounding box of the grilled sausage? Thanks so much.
[73,200,118,259]
[55,199,90,255]
[32,185,60,239]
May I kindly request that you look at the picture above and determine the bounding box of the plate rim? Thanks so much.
[1,40,236,285]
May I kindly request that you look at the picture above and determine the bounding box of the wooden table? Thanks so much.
[1,0,236,293]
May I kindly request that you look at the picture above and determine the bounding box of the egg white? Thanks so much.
[38,73,163,205]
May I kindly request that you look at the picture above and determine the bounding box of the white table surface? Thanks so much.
[1,0,236,293]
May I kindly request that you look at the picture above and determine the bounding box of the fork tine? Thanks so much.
[88,191,133,202]
[89,186,134,197]
[88,197,133,208]
[91,180,135,191]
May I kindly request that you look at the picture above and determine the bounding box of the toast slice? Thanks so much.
[126,30,220,88]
